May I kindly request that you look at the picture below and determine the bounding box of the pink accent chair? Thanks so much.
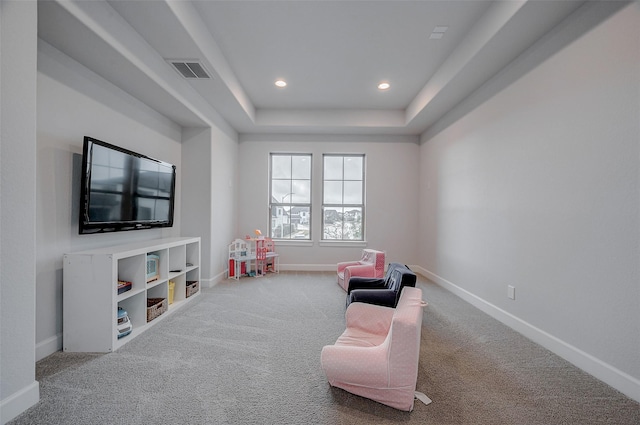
[321,287,427,411]
[336,249,385,291]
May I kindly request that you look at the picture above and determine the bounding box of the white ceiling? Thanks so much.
[37,0,585,136]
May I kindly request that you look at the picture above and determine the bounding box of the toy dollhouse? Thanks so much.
[228,237,279,279]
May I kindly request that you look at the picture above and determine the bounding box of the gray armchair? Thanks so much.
[346,262,417,308]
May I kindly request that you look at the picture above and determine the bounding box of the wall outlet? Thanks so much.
[507,285,516,300]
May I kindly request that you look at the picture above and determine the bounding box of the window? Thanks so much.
[269,154,311,240]
[322,154,365,241]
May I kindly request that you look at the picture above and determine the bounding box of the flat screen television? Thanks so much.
[79,136,176,234]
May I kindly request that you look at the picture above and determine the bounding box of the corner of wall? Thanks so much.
[1,382,40,425]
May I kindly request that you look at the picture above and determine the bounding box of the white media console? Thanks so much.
[63,237,201,352]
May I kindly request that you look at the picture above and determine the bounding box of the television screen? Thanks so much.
[79,136,176,234]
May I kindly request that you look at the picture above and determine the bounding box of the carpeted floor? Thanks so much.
[10,271,640,424]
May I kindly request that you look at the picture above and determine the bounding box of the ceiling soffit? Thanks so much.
[40,0,587,135]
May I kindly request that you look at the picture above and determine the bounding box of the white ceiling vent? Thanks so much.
[167,60,211,79]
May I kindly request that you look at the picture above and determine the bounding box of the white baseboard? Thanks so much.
[35,333,62,362]
[414,266,640,403]
[1,381,39,425]
[222,264,335,278]
[201,275,219,288]
[278,264,335,272]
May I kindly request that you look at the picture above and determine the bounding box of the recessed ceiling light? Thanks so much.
[275,79,287,88]
[378,82,390,90]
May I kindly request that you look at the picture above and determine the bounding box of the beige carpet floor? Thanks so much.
[10,271,640,424]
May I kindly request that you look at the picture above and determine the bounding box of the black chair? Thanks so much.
[346,262,417,308]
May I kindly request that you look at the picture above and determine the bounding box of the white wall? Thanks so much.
[238,134,420,269]
[208,127,239,279]
[182,126,239,285]
[1,2,40,423]
[182,128,213,279]
[419,2,639,401]
[36,41,183,360]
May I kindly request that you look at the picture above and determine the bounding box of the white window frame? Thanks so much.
[269,153,312,241]
[321,154,365,241]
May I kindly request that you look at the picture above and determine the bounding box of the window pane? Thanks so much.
[290,206,310,238]
[271,180,291,203]
[292,155,311,179]
[343,181,362,204]
[324,156,343,180]
[291,180,310,203]
[344,156,363,180]
[323,207,343,240]
[271,205,292,238]
[271,155,291,179]
[324,181,342,204]
[343,207,363,240]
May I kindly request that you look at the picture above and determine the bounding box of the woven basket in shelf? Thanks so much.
[146,298,167,322]
[186,281,199,298]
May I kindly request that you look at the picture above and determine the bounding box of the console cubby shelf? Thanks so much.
[63,236,201,353]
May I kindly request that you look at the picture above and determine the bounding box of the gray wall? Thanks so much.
[1,1,39,423]
[34,38,239,364]
[418,2,639,401]
[237,134,420,269]
[182,126,239,284]
[35,41,184,359]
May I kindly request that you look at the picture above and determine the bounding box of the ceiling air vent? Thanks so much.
[168,60,211,79]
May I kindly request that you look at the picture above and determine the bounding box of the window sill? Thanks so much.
[272,240,368,248]
[272,240,314,247]
[318,240,367,248]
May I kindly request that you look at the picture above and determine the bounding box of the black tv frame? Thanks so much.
[79,136,176,234]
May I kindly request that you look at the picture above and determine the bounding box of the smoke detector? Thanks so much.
[167,59,211,79]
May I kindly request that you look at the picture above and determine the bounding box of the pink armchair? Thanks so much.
[320,287,429,411]
[336,249,385,291]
